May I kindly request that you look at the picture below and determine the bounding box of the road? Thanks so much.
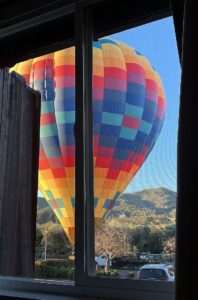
[117,269,139,279]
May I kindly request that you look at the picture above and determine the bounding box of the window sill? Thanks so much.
[0,276,174,300]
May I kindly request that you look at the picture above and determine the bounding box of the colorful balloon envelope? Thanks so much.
[12,38,165,244]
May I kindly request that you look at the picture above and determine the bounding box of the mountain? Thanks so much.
[105,187,176,225]
[37,197,48,210]
[37,187,176,226]
[37,197,58,224]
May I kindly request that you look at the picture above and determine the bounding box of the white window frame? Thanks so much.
[0,1,175,300]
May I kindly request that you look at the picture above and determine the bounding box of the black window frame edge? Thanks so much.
[0,1,176,300]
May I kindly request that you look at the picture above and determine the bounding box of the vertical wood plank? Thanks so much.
[0,69,40,277]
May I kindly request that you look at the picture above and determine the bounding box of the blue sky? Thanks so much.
[110,17,181,193]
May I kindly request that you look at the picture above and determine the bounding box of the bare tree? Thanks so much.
[95,226,131,271]
[163,236,175,254]
[37,222,72,259]
[39,222,52,260]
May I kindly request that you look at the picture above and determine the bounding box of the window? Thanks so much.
[0,1,185,300]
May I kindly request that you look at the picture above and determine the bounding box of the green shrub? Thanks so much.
[96,269,118,277]
[128,271,135,278]
[35,259,74,269]
[34,264,42,278]
[35,260,75,279]
[57,267,69,278]
[67,268,75,280]
[46,266,57,278]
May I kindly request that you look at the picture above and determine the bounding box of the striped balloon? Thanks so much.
[12,38,165,243]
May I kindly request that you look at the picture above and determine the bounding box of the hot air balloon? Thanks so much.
[12,38,165,244]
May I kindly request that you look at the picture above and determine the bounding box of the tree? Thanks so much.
[39,222,52,260]
[36,222,72,259]
[95,225,131,271]
[129,225,164,254]
[46,223,72,256]
[37,207,58,224]
[163,236,175,254]
[36,225,43,247]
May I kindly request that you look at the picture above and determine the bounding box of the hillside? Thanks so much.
[106,187,176,219]
[37,197,58,224]
[37,187,176,226]
[37,197,49,210]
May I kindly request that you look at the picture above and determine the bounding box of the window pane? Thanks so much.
[92,17,180,282]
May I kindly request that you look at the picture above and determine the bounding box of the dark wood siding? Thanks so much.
[0,69,40,277]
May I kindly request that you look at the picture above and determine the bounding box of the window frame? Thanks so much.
[0,1,177,299]
[74,3,175,300]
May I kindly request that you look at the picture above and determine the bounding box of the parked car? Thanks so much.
[68,251,107,268]
[95,255,106,268]
[138,252,151,261]
[137,264,175,281]
[147,253,161,263]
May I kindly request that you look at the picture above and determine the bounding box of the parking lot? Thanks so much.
[117,269,139,279]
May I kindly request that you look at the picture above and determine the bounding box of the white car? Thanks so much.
[137,264,175,281]
[138,252,151,261]
[95,255,106,268]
